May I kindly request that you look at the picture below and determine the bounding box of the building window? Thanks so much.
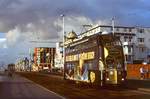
[138,38,144,43]
[137,28,144,33]
[129,36,133,42]
[128,46,132,53]
[124,36,128,42]
[116,28,119,31]
[124,28,127,32]
[139,47,145,52]
[129,28,132,32]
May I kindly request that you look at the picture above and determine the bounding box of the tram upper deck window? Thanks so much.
[105,40,121,47]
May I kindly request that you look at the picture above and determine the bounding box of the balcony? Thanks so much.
[138,42,145,46]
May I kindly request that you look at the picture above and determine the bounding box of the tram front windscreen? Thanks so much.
[102,35,124,69]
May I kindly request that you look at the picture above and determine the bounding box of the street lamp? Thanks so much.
[60,14,65,58]
[60,14,65,79]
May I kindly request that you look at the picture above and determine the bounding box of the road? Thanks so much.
[1,72,150,99]
[0,73,65,99]
[18,72,150,99]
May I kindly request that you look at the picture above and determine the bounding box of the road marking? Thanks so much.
[131,90,150,95]
[138,88,150,93]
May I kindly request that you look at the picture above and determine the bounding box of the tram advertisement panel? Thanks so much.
[65,52,96,81]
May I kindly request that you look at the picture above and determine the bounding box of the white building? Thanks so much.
[55,42,64,68]
[134,27,150,63]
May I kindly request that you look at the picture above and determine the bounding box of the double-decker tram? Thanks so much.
[64,31,126,85]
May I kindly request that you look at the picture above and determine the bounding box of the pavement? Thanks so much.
[0,73,65,99]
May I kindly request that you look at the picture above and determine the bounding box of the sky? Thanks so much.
[0,0,150,65]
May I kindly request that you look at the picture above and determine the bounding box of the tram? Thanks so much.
[64,31,126,85]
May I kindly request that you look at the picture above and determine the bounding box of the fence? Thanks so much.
[127,64,150,79]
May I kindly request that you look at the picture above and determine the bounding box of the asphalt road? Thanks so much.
[0,73,65,99]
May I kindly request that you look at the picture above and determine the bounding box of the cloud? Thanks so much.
[55,15,111,38]
[0,0,149,32]
[6,27,21,46]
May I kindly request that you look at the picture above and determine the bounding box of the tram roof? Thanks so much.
[65,32,119,47]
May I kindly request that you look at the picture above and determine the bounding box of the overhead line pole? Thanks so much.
[112,17,115,36]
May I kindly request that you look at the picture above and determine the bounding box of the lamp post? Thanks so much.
[60,14,66,79]
[60,14,65,58]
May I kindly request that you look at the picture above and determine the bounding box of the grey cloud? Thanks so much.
[0,0,150,32]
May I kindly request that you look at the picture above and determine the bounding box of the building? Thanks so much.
[133,27,150,63]
[77,25,150,63]
[55,42,63,68]
[15,57,29,71]
[33,47,56,71]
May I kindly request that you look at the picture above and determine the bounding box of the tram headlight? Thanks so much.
[121,78,124,81]
[110,71,114,75]
[106,78,109,81]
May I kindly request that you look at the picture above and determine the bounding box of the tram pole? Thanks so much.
[112,17,115,36]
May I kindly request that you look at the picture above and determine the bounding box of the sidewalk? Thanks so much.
[0,73,65,99]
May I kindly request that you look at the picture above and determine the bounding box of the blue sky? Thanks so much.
[0,33,5,38]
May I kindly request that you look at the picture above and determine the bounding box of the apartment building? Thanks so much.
[134,27,150,63]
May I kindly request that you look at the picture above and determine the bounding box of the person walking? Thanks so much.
[140,66,145,79]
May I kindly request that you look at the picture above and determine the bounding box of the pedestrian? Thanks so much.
[140,66,145,79]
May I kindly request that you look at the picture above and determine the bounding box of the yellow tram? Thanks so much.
[64,30,126,85]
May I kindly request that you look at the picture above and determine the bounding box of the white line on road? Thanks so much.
[131,90,150,95]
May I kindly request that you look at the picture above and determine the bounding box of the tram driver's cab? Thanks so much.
[101,34,126,85]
